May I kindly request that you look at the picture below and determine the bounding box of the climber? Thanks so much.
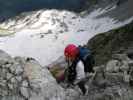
[64,44,95,95]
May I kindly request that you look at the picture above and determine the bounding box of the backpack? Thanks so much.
[78,46,91,61]
[78,46,95,73]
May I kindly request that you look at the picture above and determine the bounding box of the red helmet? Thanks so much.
[64,44,79,58]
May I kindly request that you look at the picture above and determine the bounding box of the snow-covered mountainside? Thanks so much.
[0,7,133,66]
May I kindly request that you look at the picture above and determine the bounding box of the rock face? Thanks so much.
[82,53,133,100]
[87,21,133,65]
[84,21,133,99]
[0,50,66,100]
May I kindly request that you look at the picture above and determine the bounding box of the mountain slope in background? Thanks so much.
[0,0,126,22]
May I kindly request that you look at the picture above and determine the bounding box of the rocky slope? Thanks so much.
[1,48,133,100]
[87,21,133,65]
[0,50,66,100]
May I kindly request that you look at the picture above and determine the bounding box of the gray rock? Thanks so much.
[4,63,13,68]
[0,50,13,65]
[127,49,133,59]
[0,89,8,96]
[106,54,131,73]
[106,73,124,84]
[128,60,133,67]
[120,60,129,72]
[15,64,24,75]
[1,68,7,79]
[9,64,17,73]
[15,76,22,82]
[123,72,130,83]
[6,72,13,80]
[106,60,120,72]
[92,66,107,88]
[93,93,105,100]
[0,79,6,87]
[9,63,23,75]
[7,83,14,90]
[20,86,30,99]
[21,80,28,87]
[14,56,26,66]
[10,77,18,90]
[65,88,80,100]
[23,59,66,100]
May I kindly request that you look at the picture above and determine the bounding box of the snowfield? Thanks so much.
[0,7,133,66]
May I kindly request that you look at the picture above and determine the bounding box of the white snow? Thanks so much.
[0,8,133,66]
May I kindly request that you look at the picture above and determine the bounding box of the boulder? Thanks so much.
[0,50,13,65]
[106,60,120,72]
[20,58,66,100]
[127,49,133,59]
[0,51,67,100]
[48,65,66,82]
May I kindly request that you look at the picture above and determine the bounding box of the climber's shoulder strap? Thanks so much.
[65,58,80,84]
